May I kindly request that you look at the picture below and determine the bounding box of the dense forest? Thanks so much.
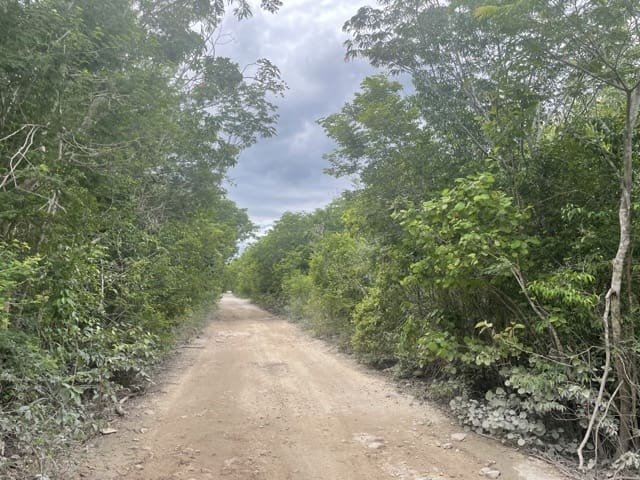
[0,0,284,475]
[230,0,640,472]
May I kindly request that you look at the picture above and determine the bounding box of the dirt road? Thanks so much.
[71,294,566,480]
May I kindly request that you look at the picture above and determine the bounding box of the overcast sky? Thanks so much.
[218,0,377,232]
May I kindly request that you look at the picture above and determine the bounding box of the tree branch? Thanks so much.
[578,289,612,470]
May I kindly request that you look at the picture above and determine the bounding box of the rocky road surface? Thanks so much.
[70,294,567,480]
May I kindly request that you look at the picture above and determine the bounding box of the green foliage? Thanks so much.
[282,272,314,321]
[230,200,348,310]
[528,269,600,336]
[305,233,369,344]
[351,274,405,365]
[451,355,615,455]
[0,0,275,474]
[0,243,41,330]
[384,174,534,371]
[397,173,534,289]
[231,211,316,309]
[401,318,458,364]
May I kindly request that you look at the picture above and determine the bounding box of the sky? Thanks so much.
[218,0,377,232]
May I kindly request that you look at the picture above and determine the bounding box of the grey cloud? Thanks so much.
[228,169,351,226]
[218,1,376,228]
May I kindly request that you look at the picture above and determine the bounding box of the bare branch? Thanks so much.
[578,289,612,470]
[0,124,42,190]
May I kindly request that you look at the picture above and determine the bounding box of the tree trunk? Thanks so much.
[608,88,640,455]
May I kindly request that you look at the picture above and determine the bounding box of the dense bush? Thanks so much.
[0,0,281,475]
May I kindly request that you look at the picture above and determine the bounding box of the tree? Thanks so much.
[343,0,555,203]
[320,75,480,244]
[469,0,640,460]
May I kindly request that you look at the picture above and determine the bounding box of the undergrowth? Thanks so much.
[0,303,218,479]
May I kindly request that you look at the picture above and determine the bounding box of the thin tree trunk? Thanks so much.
[578,294,611,469]
[608,88,640,455]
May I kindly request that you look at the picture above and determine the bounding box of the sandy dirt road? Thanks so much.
[70,294,567,480]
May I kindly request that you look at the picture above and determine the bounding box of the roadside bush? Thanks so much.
[282,272,314,322]
[352,284,404,366]
[450,355,616,458]
[304,233,369,346]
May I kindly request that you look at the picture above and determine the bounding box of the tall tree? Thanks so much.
[470,0,640,459]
